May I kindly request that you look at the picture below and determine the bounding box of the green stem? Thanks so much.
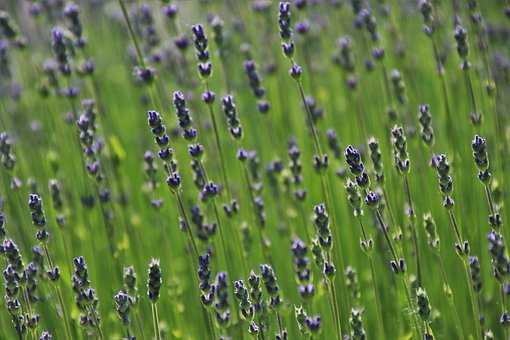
[356,214,386,336]
[151,303,160,340]
[295,79,322,157]
[374,209,422,338]
[446,210,482,340]
[55,285,73,340]
[135,310,145,340]
[204,85,232,201]
[241,162,271,265]
[175,191,200,259]
[117,0,145,68]
[325,277,342,340]
[404,175,422,285]
[368,255,386,337]
[435,252,464,339]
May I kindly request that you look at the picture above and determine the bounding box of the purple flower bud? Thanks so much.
[295,21,310,35]
[162,4,178,19]
[202,90,215,104]
[198,62,212,77]
[174,35,189,50]
[289,63,302,79]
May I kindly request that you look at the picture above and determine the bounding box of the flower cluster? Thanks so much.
[147,258,162,303]
[418,104,434,146]
[248,271,268,335]
[198,251,214,306]
[77,100,104,182]
[222,95,243,139]
[391,126,410,174]
[72,256,101,331]
[368,137,384,183]
[312,204,336,278]
[0,132,15,170]
[471,135,491,184]
[349,308,366,340]
[213,271,231,326]
[173,91,198,142]
[191,204,216,242]
[192,24,212,78]
[50,27,70,75]
[487,231,510,282]
[28,194,49,243]
[431,154,454,209]
[260,264,282,309]
[147,110,180,191]
[345,145,369,189]
[288,140,306,202]
[234,279,253,320]
[454,25,469,61]
[295,305,321,336]
[291,238,314,300]
[63,3,84,47]
[243,59,270,113]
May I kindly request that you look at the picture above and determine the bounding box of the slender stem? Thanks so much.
[382,185,397,231]
[430,36,454,136]
[484,184,497,219]
[351,86,368,143]
[55,285,73,340]
[380,61,394,114]
[356,215,386,336]
[21,287,36,340]
[41,243,73,339]
[97,319,105,339]
[298,202,311,243]
[463,67,480,119]
[374,210,400,264]
[368,255,386,337]
[218,53,232,94]
[356,217,369,243]
[329,278,343,339]
[295,80,322,157]
[117,0,159,107]
[93,183,117,260]
[151,303,160,340]
[399,274,423,338]
[374,208,422,338]
[325,277,342,340]
[175,190,200,259]
[206,309,217,340]
[204,85,232,201]
[117,0,145,68]
[85,305,104,340]
[462,260,483,340]
[447,210,463,246]
[435,252,464,339]
[135,310,145,340]
[212,199,234,275]
[404,175,422,285]
[446,210,482,340]
[154,302,162,340]
[241,162,271,265]
[500,285,508,340]
[276,311,285,338]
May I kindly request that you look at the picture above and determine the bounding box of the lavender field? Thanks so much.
[0,0,509,339]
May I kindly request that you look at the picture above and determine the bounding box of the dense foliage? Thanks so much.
[0,0,509,339]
